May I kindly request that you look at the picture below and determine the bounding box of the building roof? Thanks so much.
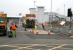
[7,17,20,19]
[37,6,44,8]
[29,8,36,10]
[26,14,36,17]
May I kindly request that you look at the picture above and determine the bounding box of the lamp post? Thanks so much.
[64,0,65,16]
[64,4,65,16]
[51,0,52,13]
[64,3,66,28]
[51,0,53,28]
[33,0,36,8]
[18,13,22,27]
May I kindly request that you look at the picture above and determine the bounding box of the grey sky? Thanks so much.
[0,0,73,17]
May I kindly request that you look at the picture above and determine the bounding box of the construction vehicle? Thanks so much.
[22,14,36,30]
[0,12,7,35]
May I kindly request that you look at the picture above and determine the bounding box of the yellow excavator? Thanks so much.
[22,14,36,30]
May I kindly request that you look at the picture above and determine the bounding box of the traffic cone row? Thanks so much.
[32,29,39,35]
[48,30,51,35]
[28,29,32,32]
[30,29,54,35]
[48,32,51,35]
[48,30,54,35]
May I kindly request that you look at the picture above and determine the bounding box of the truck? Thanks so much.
[0,12,7,35]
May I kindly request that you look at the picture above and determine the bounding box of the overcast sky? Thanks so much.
[0,0,73,17]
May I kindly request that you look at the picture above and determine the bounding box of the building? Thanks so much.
[29,6,68,24]
[29,6,48,23]
[7,17,21,27]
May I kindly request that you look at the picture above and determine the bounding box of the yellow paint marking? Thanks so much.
[0,45,9,47]
[0,44,69,50]
[35,49,41,50]
[61,47,73,50]
[13,44,39,50]
[48,44,67,50]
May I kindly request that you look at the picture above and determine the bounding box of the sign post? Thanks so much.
[67,8,72,30]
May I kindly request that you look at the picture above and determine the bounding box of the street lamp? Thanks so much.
[64,0,65,16]
[63,0,66,27]
[51,0,52,13]
[50,0,53,28]
[33,0,36,8]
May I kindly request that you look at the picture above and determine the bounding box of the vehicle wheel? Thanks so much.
[3,30,7,36]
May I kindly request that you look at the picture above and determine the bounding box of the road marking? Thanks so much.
[35,49,41,50]
[7,45,19,48]
[13,47,33,50]
[13,44,40,50]
[0,44,59,47]
[48,44,67,50]
[60,47,73,50]
[0,44,70,50]
[12,44,60,50]
[12,44,59,45]
[0,45,9,47]
[0,45,19,48]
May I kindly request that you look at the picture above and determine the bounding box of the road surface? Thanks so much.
[0,24,73,50]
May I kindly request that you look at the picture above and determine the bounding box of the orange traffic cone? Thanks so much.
[36,31,39,35]
[48,32,51,35]
[32,30,35,34]
[48,30,51,35]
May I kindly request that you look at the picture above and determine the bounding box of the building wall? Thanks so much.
[37,7,44,13]
[29,8,36,14]
[7,17,20,27]
[29,6,67,23]
[29,6,49,23]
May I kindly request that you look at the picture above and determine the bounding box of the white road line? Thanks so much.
[7,45,19,48]
[0,45,9,47]
[60,47,73,50]
[48,44,67,50]
[11,44,59,46]
[35,49,41,50]
[13,44,39,50]
[13,44,50,50]
[0,44,59,47]
[0,45,19,48]
[15,46,33,50]
[12,44,60,50]
[0,44,69,50]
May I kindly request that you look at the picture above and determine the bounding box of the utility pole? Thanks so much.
[33,0,36,8]
[64,4,65,16]
[51,0,53,28]
[51,0,52,13]
[64,0,65,16]
[48,0,53,28]
[68,8,72,30]
[64,4,66,27]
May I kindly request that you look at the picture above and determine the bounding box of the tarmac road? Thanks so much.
[0,24,73,50]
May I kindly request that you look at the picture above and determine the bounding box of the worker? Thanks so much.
[42,23,45,30]
[10,23,17,37]
[7,24,11,37]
